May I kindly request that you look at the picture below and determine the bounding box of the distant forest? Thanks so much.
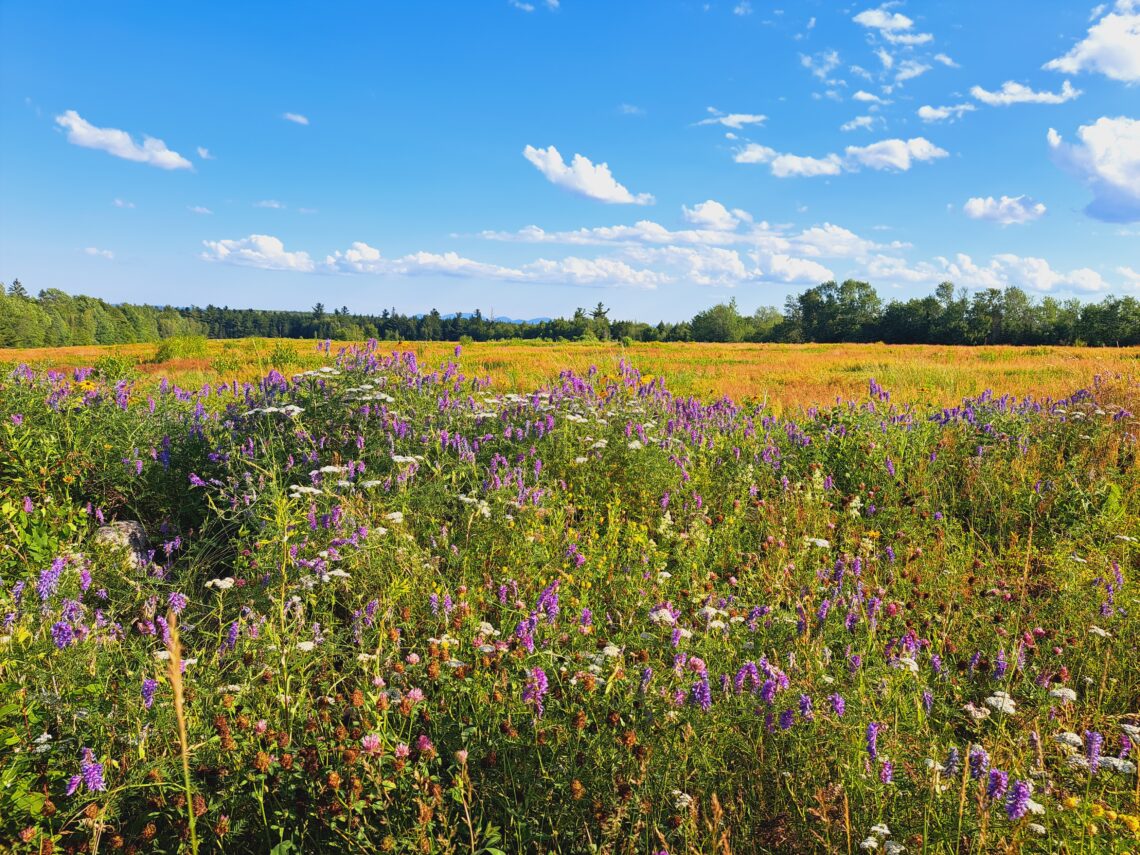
[3,278,1140,348]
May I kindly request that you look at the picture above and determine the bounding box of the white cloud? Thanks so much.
[509,0,535,9]
[937,252,1109,292]
[54,110,192,170]
[853,90,885,103]
[917,103,976,122]
[970,80,1082,106]
[112,198,134,208]
[737,137,947,176]
[619,103,646,116]
[1120,265,1140,286]
[800,50,841,80]
[895,60,932,83]
[189,205,213,215]
[963,195,1047,224]
[759,252,834,282]
[875,48,893,71]
[735,144,845,177]
[853,7,914,31]
[1044,1,1140,83]
[933,53,959,67]
[84,247,114,260]
[841,115,875,132]
[1047,116,1140,222]
[696,107,767,129]
[853,7,932,44]
[282,112,309,125]
[255,200,285,209]
[197,146,214,160]
[523,144,654,204]
[845,137,949,171]
[623,245,752,286]
[326,241,667,288]
[201,234,315,272]
[733,1,753,15]
[682,200,740,230]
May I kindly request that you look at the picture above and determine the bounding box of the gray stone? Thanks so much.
[94,520,150,569]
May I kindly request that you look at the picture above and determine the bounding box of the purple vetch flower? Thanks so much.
[799,694,814,721]
[922,689,933,714]
[778,708,795,730]
[690,675,713,712]
[1086,730,1103,773]
[168,591,188,615]
[639,667,653,693]
[51,621,76,649]
[993,648,1008,680]
[969,746,989,780]
[23,496,34,514]
[880,759,894,784]
[142,678,158,710]
[986,769,1008,803]
[79,748,106,792]
[829,693,846,717]
[523,667,550,716]
[885,457,896,478]
[944,746,961,777]
[1005,779,1031,820]
[866,722,881,761]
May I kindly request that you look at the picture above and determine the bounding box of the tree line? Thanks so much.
[3,277,1140,348]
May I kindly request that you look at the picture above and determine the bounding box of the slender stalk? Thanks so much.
[166,610,199,855]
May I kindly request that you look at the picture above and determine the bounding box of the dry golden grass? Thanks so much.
[3,338,1139,409]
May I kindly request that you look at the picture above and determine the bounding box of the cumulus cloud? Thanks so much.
[696,107,767,129]
[963,195,1047,224]
[201,234,315,271]
[1120,265,1140,286]
[937,252,1109,292]
[1047,116,1140,222]
[282,112,309,125]
[523,144,655,204]
[933,53,959,67]
[853,90,886,103]
[197,146,214,160]
[682,200,741,230]
[844,137,949,171]
[54,110,192,170]
[917,103,975,122]
[970,80,1081,106]
[84,247,114,260]
[1044,1,1140,83]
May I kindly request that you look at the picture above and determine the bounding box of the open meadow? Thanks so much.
[3,337,1140,410]
[1,340,1139,853]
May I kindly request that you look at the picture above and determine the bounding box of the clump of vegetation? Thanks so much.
[0,344,1137,852]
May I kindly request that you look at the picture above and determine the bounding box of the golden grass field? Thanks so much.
[3,338,1139,409]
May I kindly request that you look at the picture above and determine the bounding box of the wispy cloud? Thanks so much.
[55,110,191,170]
[282,112,309,125]
[84,247,114,259]
[112,198,135,208]
[189,205,213,215]
[696,107,767,129]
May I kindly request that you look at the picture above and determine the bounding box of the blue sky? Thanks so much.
[1,1,1138,321]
